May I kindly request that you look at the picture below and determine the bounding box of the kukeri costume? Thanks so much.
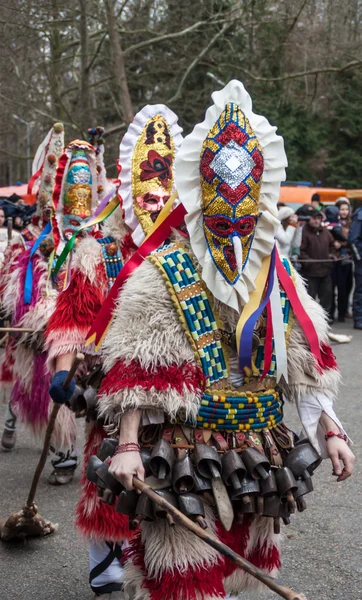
[0,123,65,452]
[1,134,101,485]
[96,81,348,600]
[46,106,183,597]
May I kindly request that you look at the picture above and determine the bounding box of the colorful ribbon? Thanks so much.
[27,166,43,195]
[53,196,120,278]
[24,221,52,304]
[86,202,187,350]
[261,301,273,380]
[236,246,276,373]
[276,251,323,371]
[269,264,288,382]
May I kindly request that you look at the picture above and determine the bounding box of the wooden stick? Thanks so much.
[0,333,9,347]
[26,353,84,508]
[0,327,38,334]
[133,477,307,600]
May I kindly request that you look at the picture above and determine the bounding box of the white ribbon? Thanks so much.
[270,266,288,383]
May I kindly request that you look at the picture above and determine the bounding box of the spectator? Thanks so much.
[329,198,353,322]
[348,204,362,329]
[311,192,324,212]
[0,207,5,227]
[300,209,335,319]
[275,206,302,258]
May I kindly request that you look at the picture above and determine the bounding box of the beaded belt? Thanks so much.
[183,389,283,431]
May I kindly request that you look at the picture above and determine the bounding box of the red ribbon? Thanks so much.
[86,203,187,348]
[27,166,43,195]
[276,252,323,371]
[261,300,273,380]
[52,152,69,210]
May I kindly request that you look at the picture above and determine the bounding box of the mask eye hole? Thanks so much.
[235,216,257,236]
[204,215,233,237]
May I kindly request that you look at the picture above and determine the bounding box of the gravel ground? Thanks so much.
[0,321,361,600]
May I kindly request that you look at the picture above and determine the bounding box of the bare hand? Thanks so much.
[334,241,342,250]
[109,451,145,491]
[326,437,355,482]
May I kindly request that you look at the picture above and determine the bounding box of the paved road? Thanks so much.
[1,321,361,600]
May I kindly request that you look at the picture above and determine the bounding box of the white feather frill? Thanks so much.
[175,79,288,311]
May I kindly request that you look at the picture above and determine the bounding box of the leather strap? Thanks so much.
[89,542,123,583]
[211,431,229,451]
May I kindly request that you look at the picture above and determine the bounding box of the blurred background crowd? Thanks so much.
[276,193,362,329]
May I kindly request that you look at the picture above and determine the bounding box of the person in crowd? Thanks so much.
[0,207,5,227]
[300,209,335,318]
[328,198,353,322]
[311,192,324,212]
[348,202,362,329]
[275,205,302,258]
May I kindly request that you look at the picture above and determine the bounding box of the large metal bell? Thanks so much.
[294,475,314,512]
[284,441,322,481]
[231,474,260,504]
[97,438,118,462]
[194,444,222,479]
[173,455,195,493]
[275,467,297,513]
[235,495,256,516]
[149,439,175,480]
[95,463,124,496]
[115,490,138,519]
[152,490,178,526]
[260,469,278,496]
[140,448,152,477]
[241,447,271,480]
[178,493,207,529]
[193,470,212,493]
[132,494,154,528]
[86,455,106,488]
[222,450,247,490]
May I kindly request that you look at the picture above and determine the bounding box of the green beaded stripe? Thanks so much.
[151,244,228,387]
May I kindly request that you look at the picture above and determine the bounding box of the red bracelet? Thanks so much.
[324,430,348,442]
[114,442,140,456]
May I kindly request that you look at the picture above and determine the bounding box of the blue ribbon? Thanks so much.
[238,245,276,372]
[23,221,52,304]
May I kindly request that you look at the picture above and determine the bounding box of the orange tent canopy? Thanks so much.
[279,186,348,206]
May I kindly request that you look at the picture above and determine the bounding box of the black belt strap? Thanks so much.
[89,541,123,583]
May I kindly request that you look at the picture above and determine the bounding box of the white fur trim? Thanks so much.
[175,79,287,311]
[98,384,200,428]
[35,124,65,217]
[98,259,200,420]
[118,104,183,245]
[140,504,220,579]
[71,236,103,285]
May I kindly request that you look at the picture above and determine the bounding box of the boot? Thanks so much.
[1,427,16,451]
[1,402,17,451]
[48,465,77,485]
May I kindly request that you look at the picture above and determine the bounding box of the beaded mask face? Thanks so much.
[200,102,264,285]
[132,115,175,235]
[63,148,93,240]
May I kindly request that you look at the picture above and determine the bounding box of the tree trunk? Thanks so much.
[104,0,134,125]
[79,0,91,134]
[49,0,65,120]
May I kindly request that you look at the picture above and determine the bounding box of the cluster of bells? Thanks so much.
[86,436,322,535]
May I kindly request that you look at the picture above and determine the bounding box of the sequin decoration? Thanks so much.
[132,115,175,237]
[97,236,124,288]
[200,102,264,285]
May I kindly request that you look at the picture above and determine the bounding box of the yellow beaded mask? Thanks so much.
[200,102,264,285]
[132,115,175,235]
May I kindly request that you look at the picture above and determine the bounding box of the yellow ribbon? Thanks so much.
[235,254,271,356]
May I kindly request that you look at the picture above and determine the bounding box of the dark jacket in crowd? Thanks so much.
[349,207,362,261]
[300,222,335,278]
